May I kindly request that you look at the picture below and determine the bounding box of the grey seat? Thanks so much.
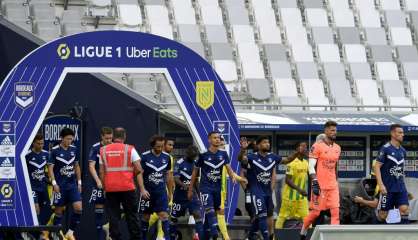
[34,20,60,41]
[2,2,30,21]
[30,2,56,21]
[182,42,206,59]
[247,78,271,101]
[335,96,358,111]
[311,27,335,44]
[364,28,388,45]
[301,0,323,8]
[205,25,228,43]
[269,61,292,78]
[62,23,87,35]
[396,46,418,62]
[178,24,201,43]
[403,62,418,80]
[329,78,352,100]
[384,10,407,27]
[338,27,361,44]
[296,62,319,79]
[210,43,234,60]
[277,0,298,8]
[350,63,373,80]
[62,9,84,23]
[227,6,250,25]
[143,0,165,5]
[323,63,346,79]
[279,96,303,110]
[224,0,246,9]
[369,45,393,61]
[263,44,287,61]
[382,80,405,97]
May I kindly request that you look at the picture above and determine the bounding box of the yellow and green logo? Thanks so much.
[57,43,70,60]
[0,183,13,198]
[196,81,214,110]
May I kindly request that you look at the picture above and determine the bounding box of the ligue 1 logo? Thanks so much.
[57,43,70,60]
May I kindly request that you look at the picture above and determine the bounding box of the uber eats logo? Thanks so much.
[57,43,71,60]
[1,183,13,198]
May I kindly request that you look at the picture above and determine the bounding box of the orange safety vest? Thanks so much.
[100,143,135,192]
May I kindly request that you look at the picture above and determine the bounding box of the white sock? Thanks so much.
[66,229,74,236]
[300,227,308,236]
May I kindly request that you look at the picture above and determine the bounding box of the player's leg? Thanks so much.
[251,194,269,240]
[90,188,106,240]
[190,196,204,240]
[139,194,152,240]
[300,192,322,239]
[327,189,340,225]
[397,191,410,224]
[169,199,186,239]
[377,193,391,223]
[121,191,141,240]
[266,196,275,239]
[217,187,230,240]
[275,199,290,229]
[154,191,170,239]
[65,187,82,240]
[201,191,218,239]
[51,189,66,240]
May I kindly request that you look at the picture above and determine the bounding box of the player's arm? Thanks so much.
[374,148,387,195]
[281,152,298,165]
[285,174,307,196]
[89,161,102,188]
[239,168,247,189]
[166,157,174,202]
[353,196,378,208]
[238,137,249,165]
[308,144,320,195]
[47,151,59,193]
[225,164,247,184]
[75,161,82,192]
[188,167,199,200]
[133,150,149,199]
[271,168,277,191]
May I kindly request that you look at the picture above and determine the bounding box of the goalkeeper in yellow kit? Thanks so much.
[275,142,309,230]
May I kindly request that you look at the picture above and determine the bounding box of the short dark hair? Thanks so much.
[208,131,220,138]
[295,141,307,149]
[390,124,402,132]
[185,145,199,158]
[113,127,126,140]
[33,133,43,142]
[164,137,175,144]
[60,128,74,138]
[324,120,337,129]
[101,127,113,136]
[256,136,270,145]
[150,135,165,147]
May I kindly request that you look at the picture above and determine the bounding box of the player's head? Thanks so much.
[60,128,74,147]
[32,133,44,151]
[185,145,199,161]
[164,137,175,154]
[150,135,165,154]
[113,127,126,143]
[100,127,113,145]
[324,120,337,141]
[208,131,221,148]
[256,136,270,153]
[316,133,326,142]
[295,141,308,155]
[390,124,404,143]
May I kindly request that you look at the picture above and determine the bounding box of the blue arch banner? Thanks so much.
[0,31,240,226]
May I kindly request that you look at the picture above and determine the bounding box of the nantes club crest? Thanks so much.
[15,82,34,109]
[196,81,214,110]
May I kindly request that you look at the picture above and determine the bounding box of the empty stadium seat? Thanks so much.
[396,46,418,62]
[172,4,196,24]
[285,26,309,45]
[364,28,388,45]
[150,24,173,40]
[237,42,261,62]
[227,6,250,25]
[182,42,205,58]
[200,5,223,25]
[118,4,141,28]
[241,61,265,79]
[305,9,329,27]
[369,45,393,62]
[87,0,113,17]
[311,27,335,44]
[263,44,288,61]
[301,0,323,8]
[34,20,60,41]
[177,24,201,43]
[274,78,298,97]
[350,63,373,80]
[291,43,314,62]
[332,9,355,27]
[409,81,418,99]
[276,0,298,8]
[145,5,170,25]
[358,8,381,27]
[279,96,303,110]
[210,43,234,60]
[296,62,319,79]
[259,25,282,44]
[205,25,228,43]
[403,63,418,80]
[213,60,238,82]
[252,4,276,27]
[384,10,406,27]
[247,78,271,101]
[269,61,292,79]
[329,78,353,101]
[355,79,384,110]
[389,27,413,45]
[280,8,303,27]
[2,2,30,21]
[323,63,347,80]
[375,62,399,80]
[382,80,405,97]
[232,25,255,43]
[404,0,418,11]
[30,2,56,21]
[338,27,361,44]
[388,97,412,111]
[344,44,368,62]
[379,0,401,10]
[317,44,340,62]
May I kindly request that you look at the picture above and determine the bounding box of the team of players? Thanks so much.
[25,120,410,240]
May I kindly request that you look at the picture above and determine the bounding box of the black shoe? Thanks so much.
[300,235,306,240]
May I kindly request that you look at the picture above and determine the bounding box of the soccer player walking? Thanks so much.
[300,121,341,240]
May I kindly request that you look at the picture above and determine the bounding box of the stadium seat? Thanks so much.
[30,2,56,21]
[311,27,335,44]
[404,0,418,11]
[251,0,273,10]
[34,20,60,41]
[323,63,347,80]
[177,24,201,43]
[145,5,170,25]
[241,60,265,79]
[379,0,401,10]
[118,4,141,28]
[172,4,196,24]
[87,0,113,17]
[328,78,353,101]
[210,43,234,60]
[355,79,384,110]
[301,79,325,98]
[305,9,329,27]
[350,63,373,80]
[237,42,261,62]
[2,2,30,21]
[344,44,368,63]
[269,61,292,79]
[388,96,412,111]
[368,45,393,62]
[409,81,418,99]
[389,27,413,45]
[227,6,250,25]
[232,25,255,43]
[213,60,238,83]
[273,78,298,97]
[252,4,276,27]
[358,8,381,27]
[396,46,418,62]
[285,26,309,45]
[291,43,314,62]
[317,44,341,62]
[328,0,350,10]
[382,80,406,97]
[375,62,399,80]
[143,0,165,5]
[150,24,173,40]
[258,25,282,44]
[247,78,271,101]
[301,0,323,8]
[354,0,377,12]
[200,5,223,25]
[280,8,303,27]
[402,62,418,80]
[384,10,406,27]
[337,27,361,44]
[332,9,355,27]
[263,44,288,61]
[364,28,388,45]
[335,96,358,110]
[296,62,319,79]
[224,0,246,9]
[182,42,205,58]
[279,96,303,110]
[276,0,298,8]
[205,25,228,43]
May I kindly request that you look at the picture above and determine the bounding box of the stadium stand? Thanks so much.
[2,0,418,113]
